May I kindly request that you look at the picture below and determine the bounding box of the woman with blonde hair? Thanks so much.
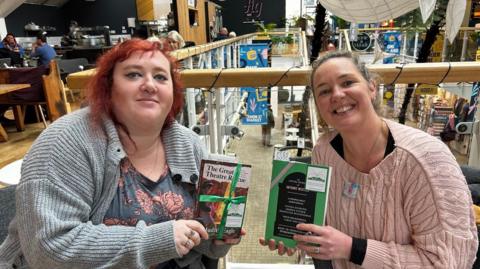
[261,51,478,268]
[167,30,185,50]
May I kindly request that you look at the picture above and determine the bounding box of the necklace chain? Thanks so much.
[130,137,162,180]
[148,138,161,177]
[344,120,386,171]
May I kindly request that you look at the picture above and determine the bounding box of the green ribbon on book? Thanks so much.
[199,163,246,240]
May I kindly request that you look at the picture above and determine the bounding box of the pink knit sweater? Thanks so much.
[312,119,478,268]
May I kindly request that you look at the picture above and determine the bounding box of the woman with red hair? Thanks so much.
[0,33,24,57]
[0,38,241,269]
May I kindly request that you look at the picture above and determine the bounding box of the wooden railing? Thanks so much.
[65,31,480,158]
[171,33,256,60]
[67,62,480,89]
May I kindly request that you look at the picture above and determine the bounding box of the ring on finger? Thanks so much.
[313,247,320,254]
[184,239,193,248]
[185,229,195,239]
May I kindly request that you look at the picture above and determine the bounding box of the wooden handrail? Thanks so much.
[183,62,480,87]
[340,26,478,32]
[67,62,480,89]
[172,33,256,60]
[172,31,303,60]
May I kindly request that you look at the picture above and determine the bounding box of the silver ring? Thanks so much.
[184,239,193,248]
[185,230,196,240]
[313,247,320,254]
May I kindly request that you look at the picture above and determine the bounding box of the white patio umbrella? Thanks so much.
[445,0,466,43]
[319,0,466,43]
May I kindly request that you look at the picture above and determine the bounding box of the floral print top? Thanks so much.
[103,158,195,227]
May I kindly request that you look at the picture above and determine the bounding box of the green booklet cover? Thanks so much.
[264,160,332,248]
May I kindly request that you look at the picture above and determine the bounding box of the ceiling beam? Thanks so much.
[0,0,24,17]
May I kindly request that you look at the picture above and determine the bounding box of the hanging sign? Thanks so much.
[239,43,269,125]
[415,84,438,95]
[241,87,268,125]
[351,33,372,51]
[239,44,269,68]
[383,31,402,64]
[429,34,444,62]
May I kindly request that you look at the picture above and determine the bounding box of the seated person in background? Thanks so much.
[228,31,237,38]
[0,33,24,57]
[167,30,185,50]
[0,38,242,269]
[30,33,56,66]
[213,27,229,41]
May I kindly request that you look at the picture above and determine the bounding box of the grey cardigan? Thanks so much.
[0,108,230,269]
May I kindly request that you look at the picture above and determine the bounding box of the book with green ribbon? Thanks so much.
[195,159,252,240]
[264,160,332,248]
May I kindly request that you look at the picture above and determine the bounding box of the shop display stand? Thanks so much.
[430,104,453,139]
[417,95,431,131]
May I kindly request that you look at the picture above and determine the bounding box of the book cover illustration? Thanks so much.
[195,159,252,240]
[264,160,331,248]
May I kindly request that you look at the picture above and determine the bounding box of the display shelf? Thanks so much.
[430,105,453,138]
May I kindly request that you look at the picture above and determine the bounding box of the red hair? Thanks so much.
[87,38,184,130]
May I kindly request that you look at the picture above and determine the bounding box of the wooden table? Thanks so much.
[66,69,95,91]
[0,84,31,142]
[0,84,31,95]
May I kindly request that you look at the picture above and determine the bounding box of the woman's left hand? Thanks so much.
[293,224,352,260]
[213,228,246,245]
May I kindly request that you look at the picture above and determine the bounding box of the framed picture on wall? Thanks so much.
[188,0,196,8]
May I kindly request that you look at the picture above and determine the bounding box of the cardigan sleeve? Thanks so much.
[15,125,181,269]
[362,151,478,269]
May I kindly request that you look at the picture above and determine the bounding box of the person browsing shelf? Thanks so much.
[30,33,56,66]
[260,51,478,268]
[0,38,242,269]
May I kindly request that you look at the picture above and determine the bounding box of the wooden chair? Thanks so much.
[0,60,68,131]
[57,58,90,102]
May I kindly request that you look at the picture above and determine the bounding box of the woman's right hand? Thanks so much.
[173,220,209,256]
[258,237,296,256]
